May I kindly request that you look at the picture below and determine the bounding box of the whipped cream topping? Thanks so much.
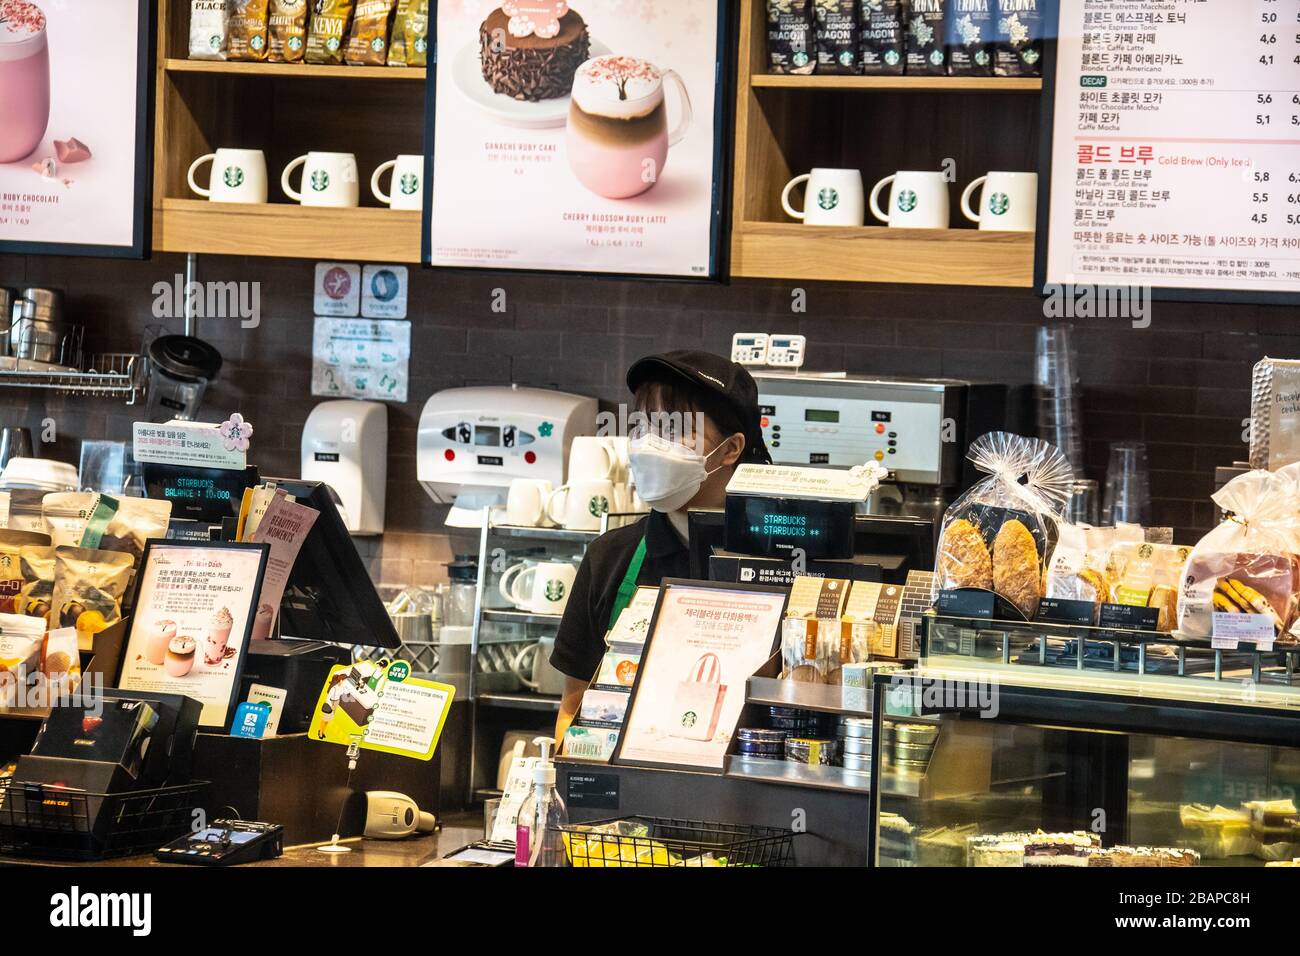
[168,635,196,654]
[0,0,44,39]
[212,606,234,628]
[572,55,664,118]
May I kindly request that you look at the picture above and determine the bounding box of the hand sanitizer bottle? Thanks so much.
[515,736,568,867]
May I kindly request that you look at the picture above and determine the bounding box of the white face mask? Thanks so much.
[628,433,729,513]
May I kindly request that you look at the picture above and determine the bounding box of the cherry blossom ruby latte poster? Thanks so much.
[428,0,725,277]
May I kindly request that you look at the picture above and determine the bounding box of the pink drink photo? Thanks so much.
[0,0,50,164]
[205,606,234,664]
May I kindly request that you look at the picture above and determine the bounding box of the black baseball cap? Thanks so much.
[627,350,772,465]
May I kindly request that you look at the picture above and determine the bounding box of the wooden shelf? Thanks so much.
[163,58,426,81]
[751,74,1041,93]
[155,199,422,262]
[730,221,1035,287]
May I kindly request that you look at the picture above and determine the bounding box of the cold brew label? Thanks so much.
[905,0,946,75]
[993,0,1042,77]
[945,0,993,76]
[858,0,903,75]
[814,0,859,74]
[767,0,815,74]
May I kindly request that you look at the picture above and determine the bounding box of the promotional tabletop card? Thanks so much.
[308,661,455,761]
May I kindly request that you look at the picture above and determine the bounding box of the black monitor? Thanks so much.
[688,510,934,585]
[260,478,400,649]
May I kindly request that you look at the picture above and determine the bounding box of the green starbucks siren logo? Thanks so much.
[288,36,303,51]
[896,189,918,213]
[884,50,900,66]
[545,580,566,602]
[371,37,386,52]
[310,170,330,192]
[988,192,1010,215]
[680,711,698,728]
[817,187,839,211]
[588,495,609,517]
[399,173,420,195]
[222,166,245,189]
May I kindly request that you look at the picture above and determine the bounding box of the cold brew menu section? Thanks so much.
[1044,0,1300,299]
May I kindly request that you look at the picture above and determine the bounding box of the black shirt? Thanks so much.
[549,509,690,682]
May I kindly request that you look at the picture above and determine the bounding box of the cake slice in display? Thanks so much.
[479,3,591,102]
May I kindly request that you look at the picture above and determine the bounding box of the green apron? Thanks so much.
[606,537,647,631]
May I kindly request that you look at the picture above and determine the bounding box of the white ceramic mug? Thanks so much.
[371,154,425,210]
[499,560,577,615]
[546,478,615,531]
[781,168,865,226]
[505,478,554,527]
[961,171,1038,231]
[569,436,620,482]
[187,149,269,204]
[869,171,950,228]
[281,152,360,207]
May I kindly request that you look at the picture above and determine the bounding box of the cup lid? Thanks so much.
[148,335,223,383]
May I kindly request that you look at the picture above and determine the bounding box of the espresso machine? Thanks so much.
[751,371,1029,527]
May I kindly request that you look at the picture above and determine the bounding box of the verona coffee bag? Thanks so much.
[814,0,859,74]
[945,0,995,76]
[268,0,308,63]
[994,0,1045,77]
[767,0,816,75]
[306,0,356,65]
[905,0,947,75]
[228,0,271,61]
[858,0,903,75]
[188,0,229,60]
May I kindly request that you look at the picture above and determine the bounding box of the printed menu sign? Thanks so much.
[427,1,727,278]
[614,581,787,772]
[119,542,269,729]
[1043,0,1300,301]
[0,0,151,257]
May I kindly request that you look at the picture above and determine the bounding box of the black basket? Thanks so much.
[0,780,209,861]
[558,815,796,867]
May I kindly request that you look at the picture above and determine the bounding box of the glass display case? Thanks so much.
[866,613,1300,867]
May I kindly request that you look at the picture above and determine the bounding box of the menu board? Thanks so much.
[1041,0,1300,303]
[614,580,787,772]
[118,542,269,730]
[0,0,151,257]
[426,1,728,278]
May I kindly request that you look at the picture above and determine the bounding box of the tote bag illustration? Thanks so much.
[668,653,726,742]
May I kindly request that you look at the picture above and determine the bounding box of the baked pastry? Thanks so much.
[938,519,993,590]
[992,519,1041,618]
[1147,584,1178,632]
[479,4,591,102]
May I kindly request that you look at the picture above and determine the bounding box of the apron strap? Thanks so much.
[607,536,648,631]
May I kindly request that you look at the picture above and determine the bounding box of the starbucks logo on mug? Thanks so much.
[223,166,245,188]
[988,192,1010,215]
[817,187,839,211]
[545,580,566,602]
[588,495,609,517]
[399,173,420,195]
[310,170,331,192]
[896,189,918,213]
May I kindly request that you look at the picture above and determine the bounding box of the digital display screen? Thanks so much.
[194,829,259,846]
[805,409,839,423]
[724,495,855,559]
[871,411,892,423]
[474,426,500,446]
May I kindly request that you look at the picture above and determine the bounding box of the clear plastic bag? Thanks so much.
[1177,469,1300,640]
[934,432,1074,619]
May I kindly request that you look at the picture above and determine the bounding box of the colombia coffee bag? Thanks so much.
[905,0,947,75]
[767,0,816,75]
[858,0,903,75]
[945,0,995,76]
[994,0,1045,77]
[228,0,271,61]
[814,0,859,74]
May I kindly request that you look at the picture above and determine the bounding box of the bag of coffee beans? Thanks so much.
[387,0,429,67]
[189,0,230,61]
[268,0,308,63]
[994,0,1044,77]
[766,0,815,75]
[306,0,356,65]
[858,0,903,75]
[814,0,859,74]
[228,0,271,61]
[905,0,947,75]
[945,0,994,76]
[345,0,397,66]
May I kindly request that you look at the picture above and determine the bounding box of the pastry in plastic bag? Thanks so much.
[938,518,993,590]
[992,519,1041,618]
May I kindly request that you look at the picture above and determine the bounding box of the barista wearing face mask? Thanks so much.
[551,351,771,741]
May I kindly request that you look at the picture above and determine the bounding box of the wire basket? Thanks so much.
[0,780,209,861]
[558,815,797,867]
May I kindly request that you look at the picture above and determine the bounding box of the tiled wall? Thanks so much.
[1,250,1294,583]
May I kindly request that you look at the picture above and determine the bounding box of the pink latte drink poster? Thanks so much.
[429,0,724,277]
[0,0,144,252]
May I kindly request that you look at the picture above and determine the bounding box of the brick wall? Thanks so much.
[1,250,1294,583]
